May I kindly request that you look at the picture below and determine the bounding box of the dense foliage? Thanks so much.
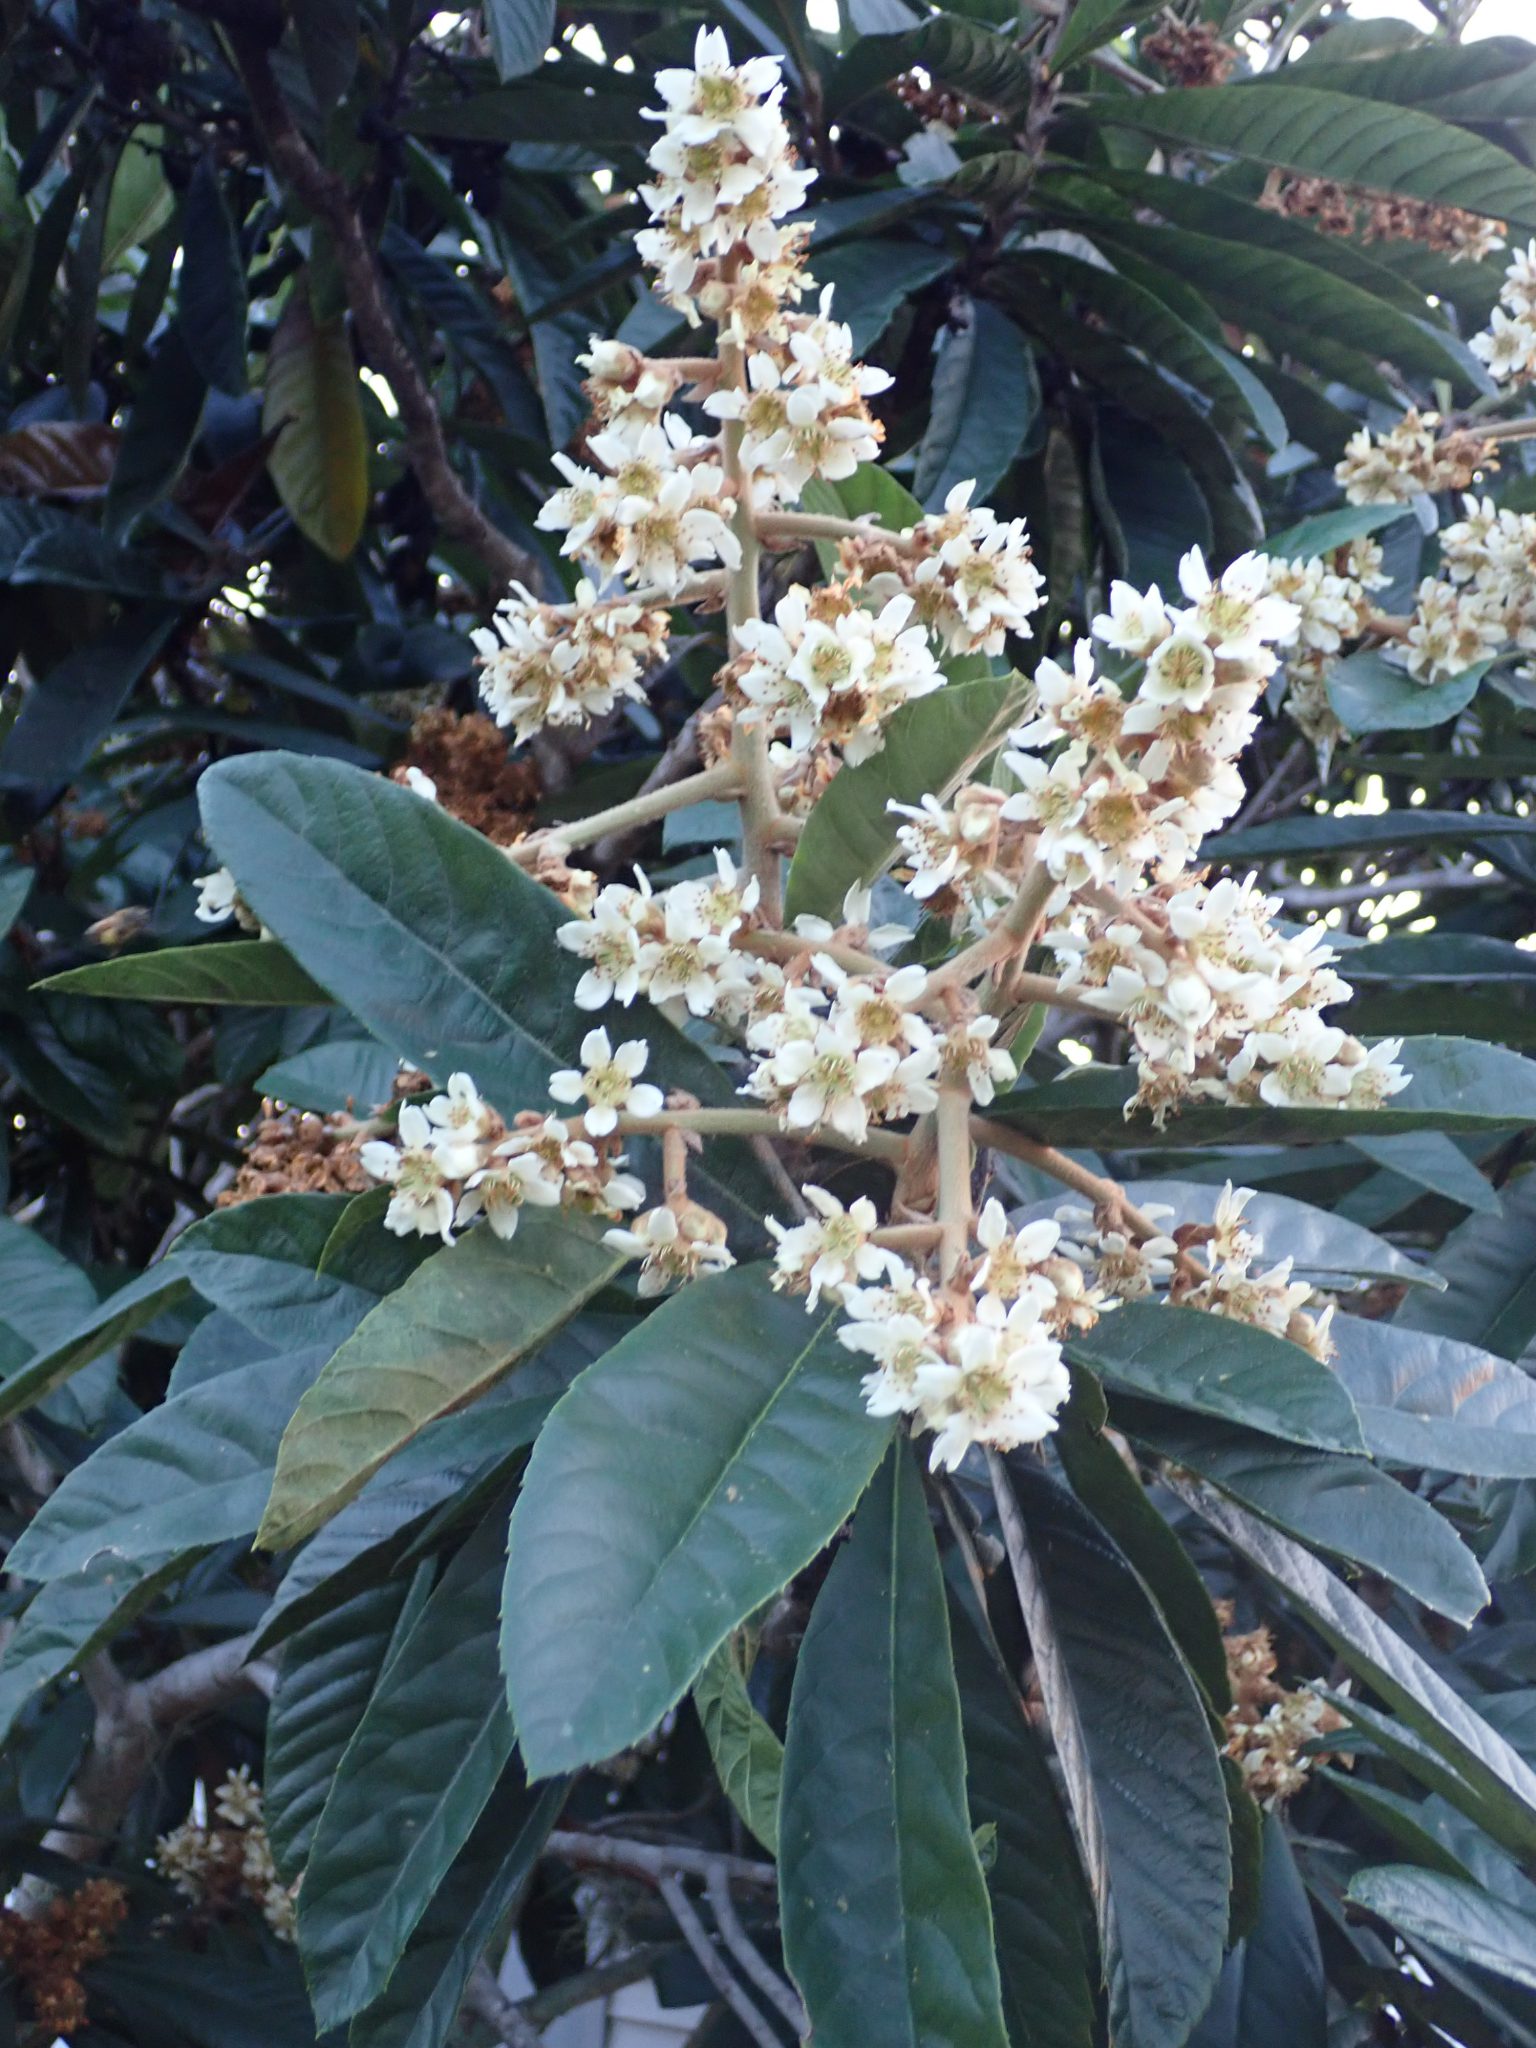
[4,2,1536,2045]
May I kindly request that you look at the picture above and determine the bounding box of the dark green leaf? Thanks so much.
[1189,1819,1325,2048]
[828,18,1034,118]
[168,1194,380,1352]
[811,240,953,355]
[1327,650,1494,736]
[104,325,206,538]
[1329,1313,1536,1477]
[1051,0,1163,71]
[1262,504,1414,561]
[915,299,1037,508]
[198,753,778,1235]
[298,1509,516,2029]
[998,1459,1230,2048]
[503,1263,891,1778]
[779,1442,1010,2048]
[1207,809,1536,863]
[0,1551,183,1745]
[0,1265,191,1426]
[38,942,333,1007]
[1394,1171,1536,1359]
[0,608,179,790]
[1347,1866,1536,1993]
[1066,1303,1366,1455]
[177,155,248,396]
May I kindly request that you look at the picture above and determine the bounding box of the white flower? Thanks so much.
[943,1016,1016,1106]
[898,482,1046,656]
[359,1103,457,1242]
[456,1144,564,1239]
[768,1186,899,1307]
[1141,626,1217,710]
[1471,304,1536,382]
[604,1203,735,1296]
[973,1199,1063,1312]
[913,1295,1070,1470]
[557,881,651,1011]
[1178,548,1300,662]
[473,580,668,746]
[422,1072,498,1177]
[838,1297,945,1418]
[548,1028,664,1136]
[195,867,261,933]
[747,1020,900,1142]
[1093,580,1172,657]
[402,766,439,801]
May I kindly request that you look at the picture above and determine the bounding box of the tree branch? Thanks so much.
[543,1829,778,1891]
[224,28,540,593]
[658,1872,783,2048]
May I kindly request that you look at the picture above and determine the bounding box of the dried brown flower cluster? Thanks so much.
[1140,18,1237,87]
[1217,1607,1346,1810]
[1259,171,1506,263]
[392,708,541,845]
[217,1104,372,1207]
[0,1877,128,2034]
[155,1767,297,1942]
[894,68,974,131]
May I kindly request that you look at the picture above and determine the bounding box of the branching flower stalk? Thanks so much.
[200,30,1405,1474]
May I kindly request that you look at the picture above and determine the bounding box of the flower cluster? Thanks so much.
[0,1879,128,2037]
[537,416,740,597]
[357,1070,643,1244]
[154,1768,297,1942]
[1335,408,1495,506]
[734,582,944,766]
[1263,537,1388,745]
[1219,1612,1346,1810]
[846,480,1047,656]
[1167,1183,1336,1361]
[1470,241,1536,384]
[473,580,669,746]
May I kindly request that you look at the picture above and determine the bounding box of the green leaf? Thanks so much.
[783,672,1024,924]
[1066,1303,1365,1455]
[177,155,248,396]
[828,17,1034,118]
[263,278,368,562]
[104,325,206,539]
[986,1036,1536,1147]
[0,1551,184,1746]
[1088,84,1536,228]
[1261,504,1414,561]
[998,1459,1231,2048]
[1175,1482,1536,1857]
[502,1263,892,1779]
[1346,1131,1500,1220]
[1394,1171,1536,1359]
[811,240,953,355]
[293,0,358,104]
[5,1344,338,1581]
[1207,808,1536,863]
[0,1215,97,1374]
[1347,1867,1536,1994]
[0,608,179,790]
[265,1578,415,1882]
[949,1607,1098,2048]
[1117,1399,1488,1625]
[1051,0,1162,71]
[1056,1389,1231,1710]
[1327,650,1495,735]
[693,1638,783,1855]
[1189,1820,1325,2048]
[198,753,776,1236]
[297,1509,518,2029]
[0,1264,191,1426]
[38,942,332,1007]
[484,0,554,81]
[915,299,1037,508]
[102,126,174,271]
[168,1194,380,1352]
[349,1772,566,2048]
[257,1038,400,1113]
[1329,1313,1536,1478]
[260,1212,624,1551]
[779,1441,1010,2048]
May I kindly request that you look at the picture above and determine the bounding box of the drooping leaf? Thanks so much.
[1088,84,1536,228]
[1327,650,1495,735]
[1189,1820,1326,2048]
[0,1265,191,1426]
[484,0,556,81]
[348,1772,566,2048]
[197,754,778,1235]
[1346,1867,1536,1994]
[915,299,1037,508]
[0,1551,184,1745]
[177,154,248,395]
[986,1036,1536,1147]
[1066,1303,1365,1455]
[502,1263,892,1779]
[783,672,1024,924]
[1174,1482,1536,1857]
[694,1637,783,1855]
[0,608,179,791]
[167,1194,381,1353]
[39,942,333,1007]
[297,1508,521,2029]
[1116,1399,1489,1625]
[264,1578,415,1882]
[779,1442,1010,2048]
[103,325,207,538]
[260,1213,624,1550]
[997,1459,1231,2048]
[949,1606,1099,2048]
[262,279,368,561]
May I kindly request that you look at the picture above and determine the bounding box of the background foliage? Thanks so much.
[3,0,1536,2044]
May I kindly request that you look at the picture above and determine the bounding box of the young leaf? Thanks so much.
[694,1638,784,1855]
[262,279,368,562]
[502,1263,892,1779]
[259,1213,625,1551]
[996,1459,1231,2048]
[297,1508,519,2029]
[779,1442,1011,2048]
